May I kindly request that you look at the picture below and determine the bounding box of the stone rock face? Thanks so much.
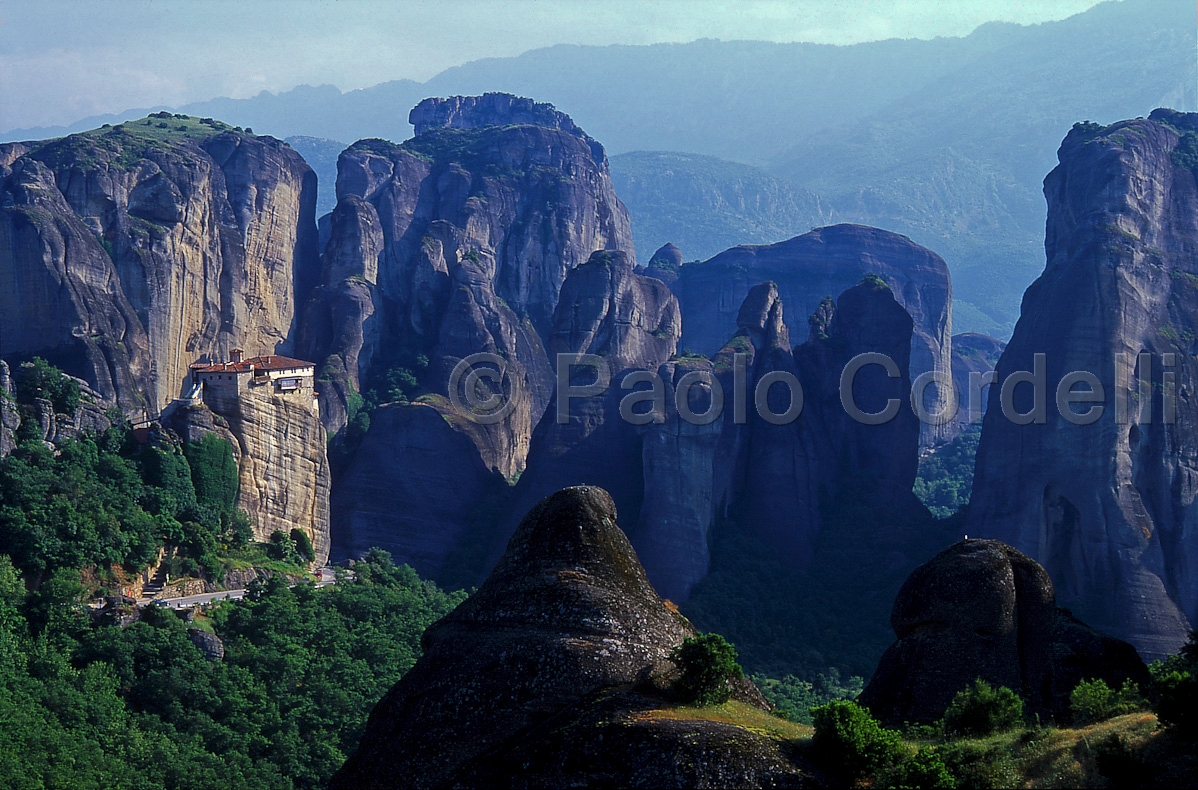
[330,403,507,587]
[0,124,320,416]
[969,110,1198,659]
[499,250,680,569]
[0,361,116,451]
[160,390,330,565]
[645,241,684,285]
[160,400,241,451]
[409,93,602,158]
[32,398,55,444]
[709,282,808,563]
[47,402,113,446]
[33,376,114,446]
[1,122,330,566]
[547,250,680,376]
[187,628,225,661]
[859,540,1149,725]
[217,391,330,564]
[649,241,684,269]
[949,332,1005,433]
[0,151,148,414]
[671,224,953,446]
[634,357,723,601]
[331,486,803,790]
[714,278,925,570]
[0,362,16,457]
[795,279,922,508]
[302,95,632,481]
[497,276,928,599]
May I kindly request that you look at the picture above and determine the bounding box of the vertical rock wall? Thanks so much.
[670,225,954,447]
[970,110,1198,658]
[301,94,633,478]
[0,123,319,416]
[0,361,17,457]
[218,390,331,564]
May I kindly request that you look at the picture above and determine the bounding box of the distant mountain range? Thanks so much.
[8,0,1190,336]
[608,151,830,264]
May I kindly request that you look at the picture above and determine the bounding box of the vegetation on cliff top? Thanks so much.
[29,112,256,172]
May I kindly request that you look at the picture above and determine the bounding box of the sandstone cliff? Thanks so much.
[304,96,636,587]
[331,487,806,789]
[708,278,926,572]
[164,385,330,564]
[0,116,320,415]
[0,148,148,414]
[497,276,929,602]
[409,93,601,159]
[860,539,1149,725]
[671,224,954,446]
[794,278,923,510]
[634,356,723,601]
[969,109,1198,659]
[301,94,633,482]
[673,278,947,677]
[499,250,680,572]
[0,362,17,457]
[644,241,684,285]
[203,389,330,564]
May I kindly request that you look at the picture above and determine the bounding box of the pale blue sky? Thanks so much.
[1,0,1110,130]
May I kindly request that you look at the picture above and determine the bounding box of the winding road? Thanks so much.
[137,567,339,609]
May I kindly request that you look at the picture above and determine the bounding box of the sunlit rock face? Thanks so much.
[300,93,633,478]
[309,96,635,582]
[0,125,319,416]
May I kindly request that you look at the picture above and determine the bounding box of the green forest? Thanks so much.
[0,551,464,788]
[0,360,467,787]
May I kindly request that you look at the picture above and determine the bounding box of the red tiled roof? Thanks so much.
[195,355,315,374]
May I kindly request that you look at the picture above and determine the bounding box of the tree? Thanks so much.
[1070,678,1144,724]
[14,357,81,414]
[267,530,301,563]
[1154,671,1198,738]
[1152,632,1198,738]
[184,433,239,517]
[291,529,316,563]
[811,700,904,784]
[670,633,744,706]
[942,679,1024,737]
[140,445,198,517]
[880,746,957,790]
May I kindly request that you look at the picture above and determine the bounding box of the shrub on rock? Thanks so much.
[943,679,1024,737]
[670,633,743,706]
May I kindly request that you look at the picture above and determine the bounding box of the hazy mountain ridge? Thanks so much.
[609,151,831,264]
[775,0,1195,336]
[283,135,345,215]
[0,35,1009,161]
